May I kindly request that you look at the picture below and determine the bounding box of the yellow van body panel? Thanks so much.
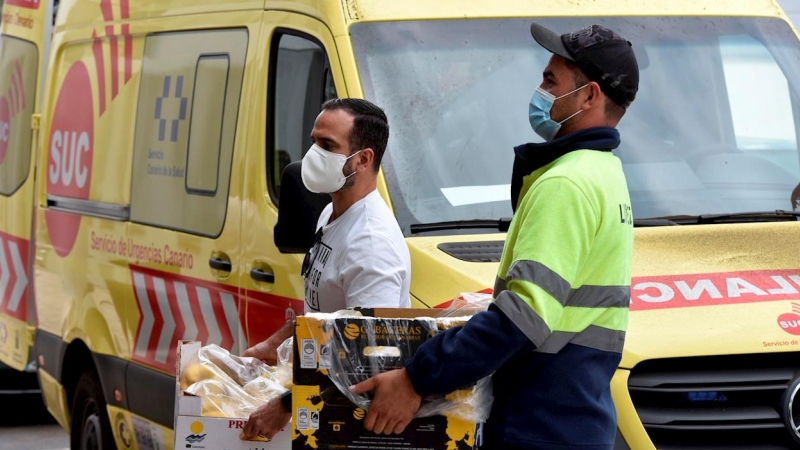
[624,222,800,367]
[36,6,264,366]
[0,0,49,370]
[405,235,499,307]
[240,11,341,338]
[54,0,263,31]
[1,0,49,44]
[107,405,173,450]
[39,367,70,430]
[336,0,785,22]
[612,369,655,450]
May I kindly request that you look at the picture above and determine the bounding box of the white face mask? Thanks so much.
[301,143,362,193]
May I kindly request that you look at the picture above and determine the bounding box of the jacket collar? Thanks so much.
[510,127,621,212]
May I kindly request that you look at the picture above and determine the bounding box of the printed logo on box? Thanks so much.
[310,411,320,430]
[343,323,360,340]
[297,408,309,430]
[185,421,206,444]
[300,339,317,369]
[319,344,331,369]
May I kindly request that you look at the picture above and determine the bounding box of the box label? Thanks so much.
[297,407,309,430]
[318,343,331,370]
[300,339,317,369]
[174,416,291,450]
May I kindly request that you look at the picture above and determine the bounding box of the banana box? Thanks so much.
[293,308,478,387]
[291,385,482,450]
[175,341,292,450]
[292,310,484,450]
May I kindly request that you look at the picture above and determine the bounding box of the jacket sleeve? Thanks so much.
[405,304,534,397]
[493,176,597,346]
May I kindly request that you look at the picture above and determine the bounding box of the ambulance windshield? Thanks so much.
[351,17,800,235]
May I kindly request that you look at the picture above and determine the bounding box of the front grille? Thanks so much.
[628,353,800,449]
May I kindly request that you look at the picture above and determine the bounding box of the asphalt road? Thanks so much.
[0,392,69,450]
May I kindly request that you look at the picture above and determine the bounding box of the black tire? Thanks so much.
[70,371,116,450]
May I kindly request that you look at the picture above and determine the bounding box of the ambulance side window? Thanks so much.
[130,29,248,237]
[268,32,337,203]
[0,36,38,197]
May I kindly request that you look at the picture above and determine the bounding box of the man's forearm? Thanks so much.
[405,305,533,397]
[268,320,295,344]
[243,318,295,361]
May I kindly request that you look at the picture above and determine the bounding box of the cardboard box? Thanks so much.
[293,308,476,387]
[291,385,482,450]
[291,309,483,450]
[175,341,291,450]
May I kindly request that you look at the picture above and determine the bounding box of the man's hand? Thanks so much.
[241,398,291,441]
[350,368,421,435]
[242,321,294,365]
[242,338,279,366]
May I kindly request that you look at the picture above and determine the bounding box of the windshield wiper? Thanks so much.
[410,218,512,235]
[646,210,800,225]
[633,218,679,227]
[413,210,799,233]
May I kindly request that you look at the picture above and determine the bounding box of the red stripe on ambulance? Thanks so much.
[631,269,800,311]
[130,266,246,373]
[92,0,134,116]
[4,0,40,10]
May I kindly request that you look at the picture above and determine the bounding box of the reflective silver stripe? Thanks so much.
[505,260,570,305]
[493,276,506,294]
[567,285,630,308]
[494,290,551,347]
[536,326,626,354]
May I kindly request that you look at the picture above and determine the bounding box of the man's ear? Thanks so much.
[582,81,603,111]
[359,148,375,171]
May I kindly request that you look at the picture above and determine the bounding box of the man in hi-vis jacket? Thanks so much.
[352,22,639,450]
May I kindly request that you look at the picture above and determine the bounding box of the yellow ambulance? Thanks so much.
[1,0,799,449]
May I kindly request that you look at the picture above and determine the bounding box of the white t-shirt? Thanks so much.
[303,190,411,312]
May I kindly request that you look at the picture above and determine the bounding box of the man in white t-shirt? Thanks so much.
[241,98,411,441]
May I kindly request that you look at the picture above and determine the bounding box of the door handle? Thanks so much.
[209,257,232,272]
[250,268,275,284]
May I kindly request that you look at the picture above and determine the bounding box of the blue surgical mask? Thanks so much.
[528,85,588,141]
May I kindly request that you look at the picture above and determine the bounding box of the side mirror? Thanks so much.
[274,161,331,253]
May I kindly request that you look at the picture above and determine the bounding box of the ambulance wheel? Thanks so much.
[70,371,115,450]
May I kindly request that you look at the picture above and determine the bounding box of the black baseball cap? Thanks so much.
[530,23,639,109]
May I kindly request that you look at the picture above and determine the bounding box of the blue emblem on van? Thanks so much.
[154,75,187,142]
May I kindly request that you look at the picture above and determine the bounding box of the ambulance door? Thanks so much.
[241,12,344,344]
[0,0,51,371]
[125,27,251,380]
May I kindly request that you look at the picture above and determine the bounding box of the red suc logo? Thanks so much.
[45,62,94,257]
[778,303,800,335]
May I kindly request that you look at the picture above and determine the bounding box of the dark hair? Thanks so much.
[321,98,389,172]
[566,61,631,122]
